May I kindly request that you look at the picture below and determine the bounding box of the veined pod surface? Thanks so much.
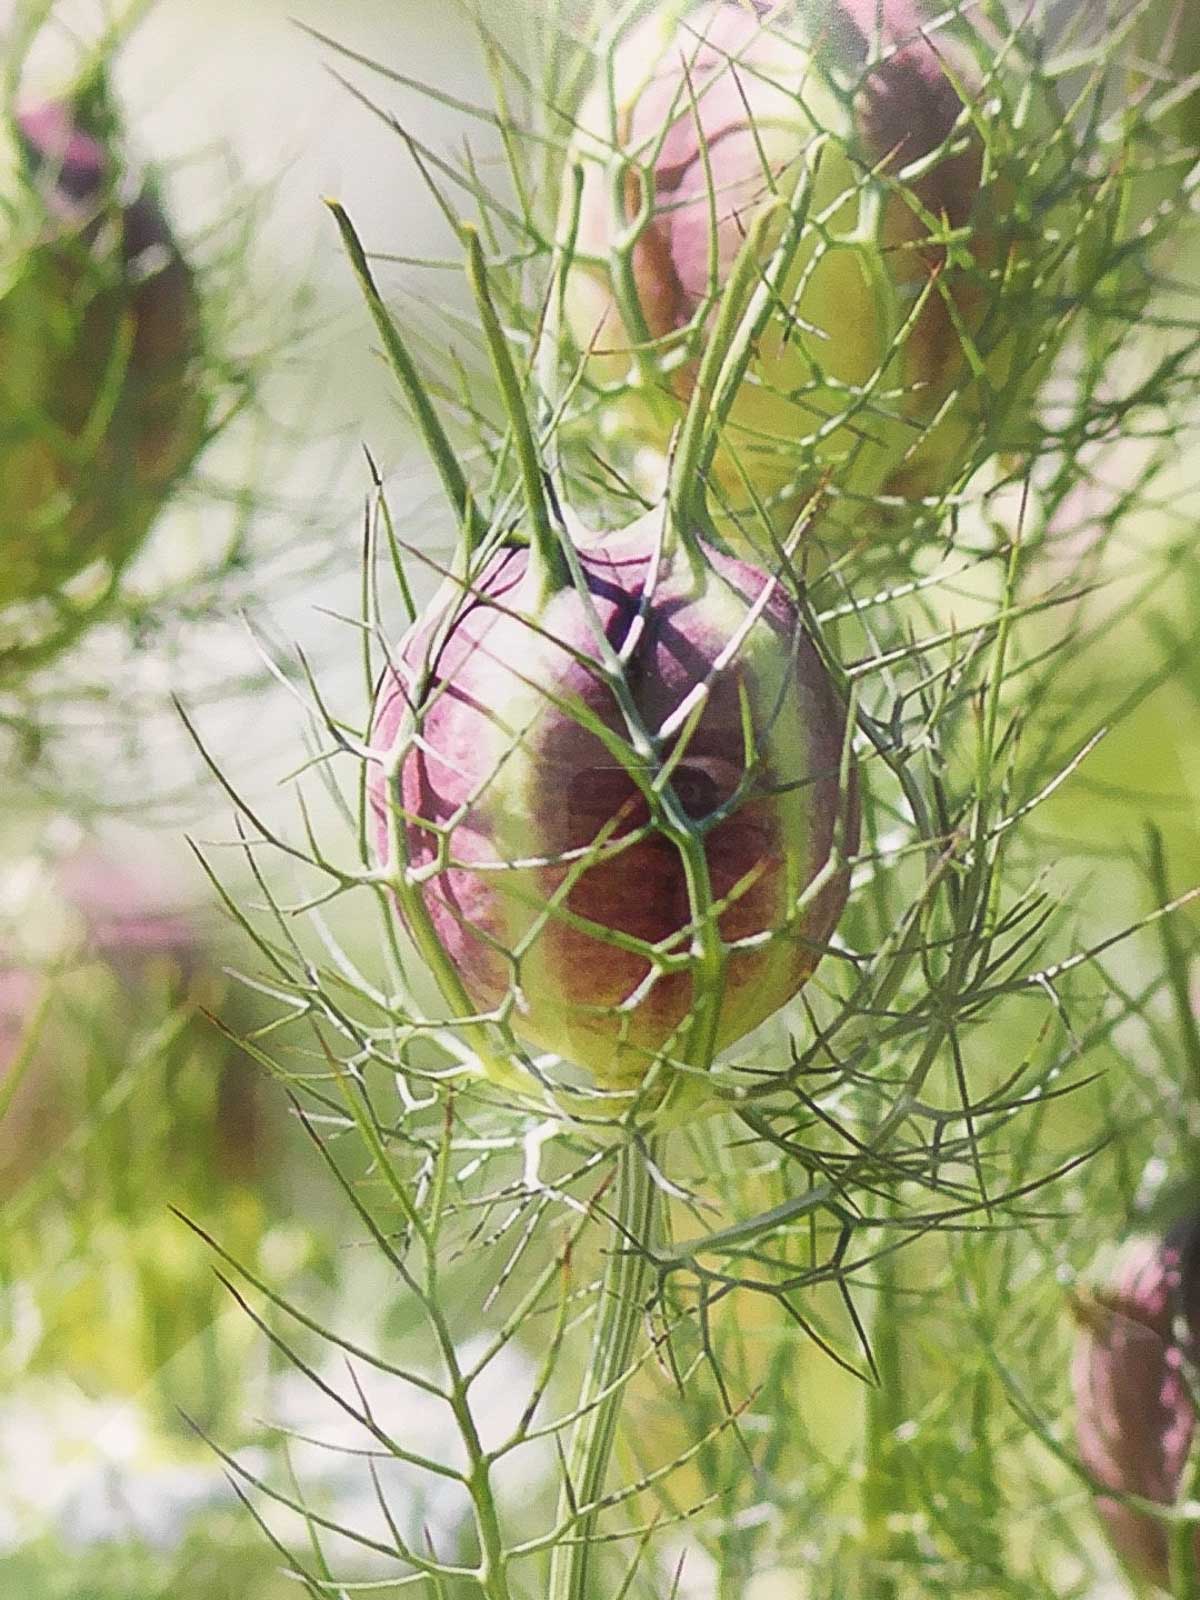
[369,512,859,1088]
[0,82,206,663]
[561,0,1045,534]
[1073,1214,1200,1589]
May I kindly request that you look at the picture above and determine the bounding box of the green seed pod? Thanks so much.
[0,77,207,670]
[369,510,859,1089]
[1073,1216,1200,1589]
[560,0,1048,537]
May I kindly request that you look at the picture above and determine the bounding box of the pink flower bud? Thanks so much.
[563,0,1019,523]
[0,85,206,632]
[369,515,859,1087]
[1073,1217,1200,1587]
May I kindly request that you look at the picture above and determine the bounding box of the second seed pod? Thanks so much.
[561,0,1052,539]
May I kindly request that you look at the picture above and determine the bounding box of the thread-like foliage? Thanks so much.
[173,2,1200,1596]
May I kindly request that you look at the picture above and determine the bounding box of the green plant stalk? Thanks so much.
[1168,1432,1200,1599]
[461,223,567,595]
[666,198,786,546]
[327,201,487,554]
[861,1198,905,1600]
[1145,822,1200,1104]
[548,1139,658,1600]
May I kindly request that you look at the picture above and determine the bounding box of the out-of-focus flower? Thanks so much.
[1073,1214,1200,1588]
[0,75,208,670]
[0,846,261,1193]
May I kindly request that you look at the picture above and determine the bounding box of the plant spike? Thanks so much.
[326,200,487,555]
[462,222,568,594]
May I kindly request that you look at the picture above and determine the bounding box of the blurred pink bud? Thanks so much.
[15,100,108,221]
[57,849,200,985]
[0,851,260,1187]
[1073,1217,1200,1587]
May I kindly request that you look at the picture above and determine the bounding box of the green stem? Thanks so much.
[462,223,568,596]
[667,199,783,547]
[548,1139,659,1600]
[667,155,815,545]
[1146,823,1200,1103]
[326,201,487,555]
[861,1204,904,1600]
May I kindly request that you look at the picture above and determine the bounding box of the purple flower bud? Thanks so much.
[369,515,859,1087]
[15,100,108,220]
[0,85,206,634]
[1073,1216,1200,1587]
[563,0,1013,520]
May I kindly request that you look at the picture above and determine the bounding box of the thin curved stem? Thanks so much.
[548,1138,659,1600]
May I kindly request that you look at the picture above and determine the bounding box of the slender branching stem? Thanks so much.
[548,1138,659,1600]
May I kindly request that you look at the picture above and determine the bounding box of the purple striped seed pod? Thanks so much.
[368,514,859,1088]
[1073,1216,1200,1588]
[1,87,206,626]
[563,0,1011,523]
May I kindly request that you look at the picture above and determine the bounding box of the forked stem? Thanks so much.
[548,1138,659,1600]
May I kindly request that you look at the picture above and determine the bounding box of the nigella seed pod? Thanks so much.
[368,511,859,1089]
[562,0,1030,531]
[0,78,206,658]
[1073,1215,1200,1588]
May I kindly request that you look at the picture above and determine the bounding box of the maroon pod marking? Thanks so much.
[580,0,988,505]
[619,4,787,342]
[526,580,788,1033]
[613,1,978,338]
[370,528,859,1081]
[837,0,976,229]
[833,0,987,438]
[19,98,198,399]
[1074,1217,1200,1586]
